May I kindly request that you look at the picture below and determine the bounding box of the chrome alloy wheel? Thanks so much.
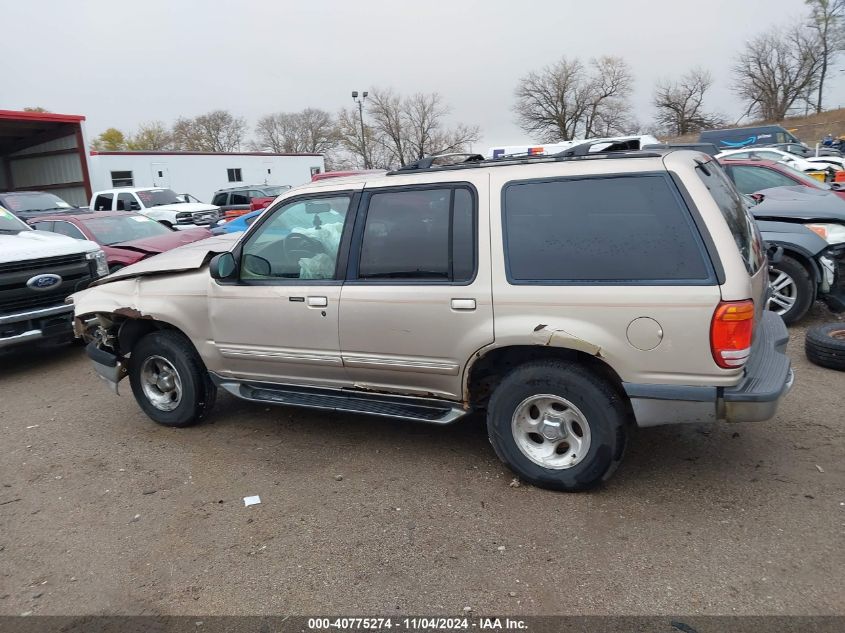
[511,394,592,470]
[768,269,798,315]
[140,355,183,412]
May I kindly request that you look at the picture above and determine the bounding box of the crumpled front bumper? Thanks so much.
[820,243,845,312]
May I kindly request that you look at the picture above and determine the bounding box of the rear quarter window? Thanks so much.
[502,174,713,284]
[697,161,765,275]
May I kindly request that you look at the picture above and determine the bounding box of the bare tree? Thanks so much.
[171,110,246,152]
[513,56,634,142]
[806,0,845,113]
[128,121,172,150]
[253,108,336,154]
[653,68,725,136]
[336,89,480,168]
[733,26,823,121]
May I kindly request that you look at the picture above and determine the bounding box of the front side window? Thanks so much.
[697,161,765,275]
[357,187,475,282]
[728,165,798,194]
[503,174,711,283]
[116,192,139,211]
[212,193,228,206]
[240,195,350,280]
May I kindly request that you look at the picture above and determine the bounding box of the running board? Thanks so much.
[211,376,468,424]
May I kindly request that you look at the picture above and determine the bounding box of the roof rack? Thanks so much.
[386,141,663,176]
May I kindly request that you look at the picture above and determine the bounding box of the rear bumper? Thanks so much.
[0,304,74,349]
[624,312,793,427]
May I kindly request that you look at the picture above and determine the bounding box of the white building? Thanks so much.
[88,151,325,202]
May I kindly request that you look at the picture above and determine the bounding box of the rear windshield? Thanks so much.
[697,161,765,275]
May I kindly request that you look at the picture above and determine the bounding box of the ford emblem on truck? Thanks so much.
[26,273,62,291]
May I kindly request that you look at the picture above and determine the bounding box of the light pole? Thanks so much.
[352,90,369,169]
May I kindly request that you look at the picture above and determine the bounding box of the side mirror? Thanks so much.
[209,252,238,280]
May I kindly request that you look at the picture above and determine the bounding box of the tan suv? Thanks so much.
[72,146,793,491]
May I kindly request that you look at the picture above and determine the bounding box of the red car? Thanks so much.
[718,158,845,200]
[28,211,212,273]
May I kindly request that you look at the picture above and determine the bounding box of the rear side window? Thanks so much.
[357,186,476,282]
[502,174,711,283]
[697,162,765,275]
[231,191,250,205]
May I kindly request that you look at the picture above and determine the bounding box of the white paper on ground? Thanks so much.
[243,495,261,507]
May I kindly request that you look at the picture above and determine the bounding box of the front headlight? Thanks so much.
[806,223,845,245]
[86,249,109,277]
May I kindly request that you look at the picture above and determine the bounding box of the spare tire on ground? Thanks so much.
[805,323,845,371]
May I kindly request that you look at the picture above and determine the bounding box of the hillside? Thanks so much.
[669,107,845,145]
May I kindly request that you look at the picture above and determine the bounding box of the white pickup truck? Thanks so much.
[0,207,107,349]
[90,187,222,229]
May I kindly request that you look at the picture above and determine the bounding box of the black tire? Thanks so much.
[805,323,845,371]
[768,255,814,325]
[128,330,217,427]
[486,360,628,492]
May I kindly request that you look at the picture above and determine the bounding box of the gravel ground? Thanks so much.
[1,305,843,616]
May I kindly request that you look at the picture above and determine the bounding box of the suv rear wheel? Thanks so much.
[128,330,217,427]
[486,361,628,491]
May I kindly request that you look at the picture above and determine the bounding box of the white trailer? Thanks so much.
[88,151,325,203]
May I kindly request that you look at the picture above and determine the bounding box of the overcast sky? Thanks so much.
[3,0,842,151]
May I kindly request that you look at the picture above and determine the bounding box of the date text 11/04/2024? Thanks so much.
[307,618,528,631]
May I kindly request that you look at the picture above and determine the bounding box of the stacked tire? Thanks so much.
[805,323,845,371]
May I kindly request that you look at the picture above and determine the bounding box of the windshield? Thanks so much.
[0,206,31,232]
[0,192,73,213]
[262,185,291,196]
[82,214,173,245]
[136,189,181,207]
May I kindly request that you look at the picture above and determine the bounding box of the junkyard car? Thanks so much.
[28,211,212,273]
[0,206,106,349]
[72,147,793,491]
[90,187,221,229]
[749,187,845,324]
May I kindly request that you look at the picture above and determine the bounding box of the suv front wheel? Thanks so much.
[128,330,217,427]
[486,361,628,491]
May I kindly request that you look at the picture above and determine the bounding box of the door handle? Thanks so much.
[450,298,476,311]
[307,296,328,307]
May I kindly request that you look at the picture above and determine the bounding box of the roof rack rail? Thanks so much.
[394,153,485,172]
[385,145,663,176]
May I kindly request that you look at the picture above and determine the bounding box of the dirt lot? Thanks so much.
[1,306,843,616]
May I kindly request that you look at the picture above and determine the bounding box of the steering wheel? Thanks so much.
[282,232,326,266]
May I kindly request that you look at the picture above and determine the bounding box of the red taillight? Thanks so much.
[710,300,755,368]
